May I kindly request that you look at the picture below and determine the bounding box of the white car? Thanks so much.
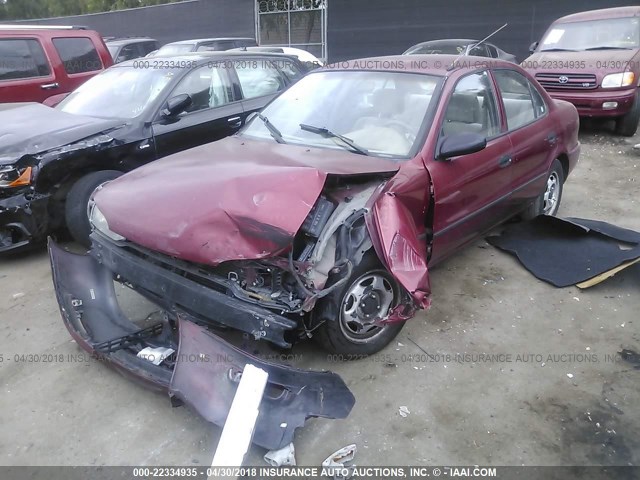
[231,46,324,68]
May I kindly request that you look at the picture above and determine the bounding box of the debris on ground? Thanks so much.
[399,406,410,417]
[322,444,357,479]
[487,216,640,288]
[264,442,296,466]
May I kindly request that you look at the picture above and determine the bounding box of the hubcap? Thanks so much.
[339,272,396,343]
[543,172,560,215]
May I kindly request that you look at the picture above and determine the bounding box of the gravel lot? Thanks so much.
[0,121,638,468]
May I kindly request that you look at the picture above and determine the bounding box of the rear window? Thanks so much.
[0,38,51,81]
[52,37,102,74]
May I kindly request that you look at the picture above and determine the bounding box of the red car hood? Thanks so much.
[524,49,640,80]
[95,136,399,265]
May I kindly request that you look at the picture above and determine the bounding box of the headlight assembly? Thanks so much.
[89,204,125,241]
[0,166,32,188]
[602,72,635,88]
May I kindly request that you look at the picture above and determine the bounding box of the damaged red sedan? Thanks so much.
[49,55,579,448]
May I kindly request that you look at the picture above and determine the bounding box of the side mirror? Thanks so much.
[162,94,192,117]
[529,41,539,54]
[437,133,487,160]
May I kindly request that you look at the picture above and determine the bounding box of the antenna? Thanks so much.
[448,23,508,70]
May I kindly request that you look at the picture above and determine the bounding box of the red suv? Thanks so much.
[523,6,640,136]
[0,25,113,104]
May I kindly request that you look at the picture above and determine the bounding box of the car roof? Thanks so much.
[556,6,640,23]
[165,37,255,46]
[117,50,301,66]
[106,37,156,46]
[326,54,514,76]
[413,39,479,46]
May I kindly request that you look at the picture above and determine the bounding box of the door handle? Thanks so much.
[227,116,242,128]
[40,82,60,90]
[498,155,512,168]
[546,132,557,145]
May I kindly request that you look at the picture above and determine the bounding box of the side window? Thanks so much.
[442,71,500,138]
[468,44,490,57]
[486,45,499,58]
[530,83,548,118]
[170,65,233,113]
[278,60,303,82]
[116,44,139,63]
[0,39,51,80]
[52,37,102,74]
[234,60,286,99]
[141,42,157,55]
[493,69,539,130]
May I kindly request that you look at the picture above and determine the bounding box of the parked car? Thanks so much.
[0,52,305,253]
[523,6,640,136]
[50,53,579,371]
[106,37,158,63]
[150,37,258,57]
[231,46,325,68]
[403,39,517,63]
[0,25,113,104]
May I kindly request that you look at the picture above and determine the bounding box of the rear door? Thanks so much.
[51,36,105,93]
[428,70,514,260]
[0,36,55,103]
[152,62,243,157]
[493,69,555,207]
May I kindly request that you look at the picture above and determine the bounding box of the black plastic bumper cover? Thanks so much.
[48,240,355,450]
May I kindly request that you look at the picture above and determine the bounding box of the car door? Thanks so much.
[152,62,243,158]
[428,70,515,261]
[493,69,555,207]
[232,58,290,120]
[51,36,105,93]
[0,37,56,103]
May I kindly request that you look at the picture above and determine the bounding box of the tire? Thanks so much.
[65,170,122,247]
[521,159,564,220]
[614,91,640,137]
[312,252,406,355]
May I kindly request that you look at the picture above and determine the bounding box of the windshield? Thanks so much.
[241,71,440,158]
[156,43,194,55]
[540,17,640,51]
[57,65,176,119]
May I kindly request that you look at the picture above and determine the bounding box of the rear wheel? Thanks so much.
[522,159,564,220]
[313,252,406,355]
[65,170,122,247]
[614,92,640,137]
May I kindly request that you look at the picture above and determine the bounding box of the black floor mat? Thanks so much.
[486,216,640,287]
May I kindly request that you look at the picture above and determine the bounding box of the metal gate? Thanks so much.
[256,0,328,62]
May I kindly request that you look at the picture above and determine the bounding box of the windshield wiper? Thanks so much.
[299,124,369,156]
[540,48,577,52]
[584,46,632,50]
[256,113,286,144]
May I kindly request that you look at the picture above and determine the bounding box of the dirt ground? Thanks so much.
[0,121,639,469]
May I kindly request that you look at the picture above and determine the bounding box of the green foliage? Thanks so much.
[0,0,187,20]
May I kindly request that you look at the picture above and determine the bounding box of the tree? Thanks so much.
[0,0,188,20]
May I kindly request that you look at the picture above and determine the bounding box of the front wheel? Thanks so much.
[614,92,640,137]
[65,170,123,247]
[521,159,564,220]
[312,252,406,355]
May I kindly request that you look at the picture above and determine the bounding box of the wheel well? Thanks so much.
[557,154,569,183]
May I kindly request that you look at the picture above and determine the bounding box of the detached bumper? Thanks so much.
[0,191,50,253]
[49,240,355,450]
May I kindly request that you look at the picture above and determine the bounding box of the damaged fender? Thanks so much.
[48,240,355,450]
[366,165,432,311]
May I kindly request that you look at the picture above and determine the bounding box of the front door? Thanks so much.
[152,64,243,158]
[428,70,514,262]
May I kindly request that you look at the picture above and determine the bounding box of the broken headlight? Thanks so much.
[89,204,125,241]
[0,166,32,188]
